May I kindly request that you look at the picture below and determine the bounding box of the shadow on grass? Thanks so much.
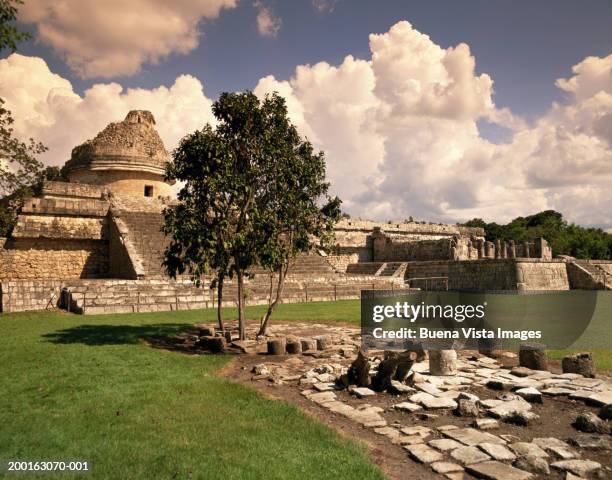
[43,323,194,346]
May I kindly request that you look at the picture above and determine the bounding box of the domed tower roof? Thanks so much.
[64,110,170,177]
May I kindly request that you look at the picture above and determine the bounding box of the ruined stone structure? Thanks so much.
[1,110,609,314]
[63,110,174,198]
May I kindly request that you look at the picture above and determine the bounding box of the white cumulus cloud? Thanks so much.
[0,21,610,230]
[18,0,237,78]
[254,1,281,38]
[0,54,216,166]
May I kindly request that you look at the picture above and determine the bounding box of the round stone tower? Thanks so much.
[63,110,173,198]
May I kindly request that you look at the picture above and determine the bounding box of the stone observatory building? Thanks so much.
[63,110,174,198]
[0,111,609,314]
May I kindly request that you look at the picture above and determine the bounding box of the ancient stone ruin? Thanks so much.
[204,321,612,480]
[1,111,610,313]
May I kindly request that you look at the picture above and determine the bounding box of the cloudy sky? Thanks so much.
[1,0,611,229]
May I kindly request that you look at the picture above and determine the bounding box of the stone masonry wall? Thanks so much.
[0,280,64,313]
[0,238,109,280]
[405,259,569,292]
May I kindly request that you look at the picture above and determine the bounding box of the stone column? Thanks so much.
[519,343,548,371]
[509,240,516,258]
[501,241,508,259]
[485,241,495,259]
[495,239,502,259]
[478,240,485,259]
[429,349,457,376]
[523,242,530,258]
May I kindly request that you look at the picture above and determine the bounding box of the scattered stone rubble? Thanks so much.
[191,322,611,479]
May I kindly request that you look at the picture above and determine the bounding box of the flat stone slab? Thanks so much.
[308,391,337,404]
[569,434,611,451]
[478,442,516,461]
[515,387,542,403]
[400,425,432,438]
[404,443,444,463]
[466,460,533,480]
[443,428,505,446]
[550,459,601,477]
[532,437,570,451]
[586,390,612,407]
[313,382,337,392]
[350,387,376,398]
[472,418,499,430]
[541,387,574,396]
[416,382,443,396]
[546,445,579,460]
[509,442,549,458]
[428,438,464,452]
[392,401,422,413]
[487,400,532,420]
[420,396,458,410]
[450,445,491,465]
[431,462,464,474]
[572,378,603,388]
[373,426,401,441]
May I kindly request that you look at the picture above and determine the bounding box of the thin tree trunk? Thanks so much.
[216,274,225,332]
[258,263,289,336]
[237,269,246,340]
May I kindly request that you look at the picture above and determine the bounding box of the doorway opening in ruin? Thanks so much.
[144,185,154,197]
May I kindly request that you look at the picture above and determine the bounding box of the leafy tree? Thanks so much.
[164,92,340,340]
[0,2,48,236]
[461,210,611,259]
[0,0,30,52]
[254,94,341,335]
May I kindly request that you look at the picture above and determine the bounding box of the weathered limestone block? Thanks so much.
[196,335,226,353]
[429,349,457,376]
[286,339,302,354]
[372,350,417,391]
[348,350,371,387]
[519,343,548,371]
[267,338,286,355]
[315,335,332,350]
[300,338,317,351]
[562,352,595,378]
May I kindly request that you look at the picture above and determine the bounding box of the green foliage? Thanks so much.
[0,165,65,236]
[163,91,341,337]
[0,309,386,480]
[0,0,31,53]
[462,210,612,259]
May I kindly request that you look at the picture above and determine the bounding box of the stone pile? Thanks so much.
[212,322,611,479]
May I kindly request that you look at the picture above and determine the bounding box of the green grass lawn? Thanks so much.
[1,295,610,479]
[0,305,385,480]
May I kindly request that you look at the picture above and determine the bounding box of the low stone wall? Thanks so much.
[0,280,64,313]
[0,238,109,280]
[405,259,569,292]
[515,259,569,291]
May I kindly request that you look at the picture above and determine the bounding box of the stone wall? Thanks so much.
[332,220,484,262]
[43,180,106,199]
[404,259,569,292]
[0,238,109,280]
[69,170,172,198]
[0,280,64,313]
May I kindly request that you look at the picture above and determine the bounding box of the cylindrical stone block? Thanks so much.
[315,335,332,350]
[286,339,302,354]
[223,330,232,343]
[196,335,226,353]
[429,349,457,376]
[267,338,286,355]
[199,326,215,337]
[519,343,548,371]
[562,352,595,378]
[300,338,317,352]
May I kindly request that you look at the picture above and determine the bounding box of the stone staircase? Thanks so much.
[570,260,612,290]
[346,261,407,278]
[60,276,409,315]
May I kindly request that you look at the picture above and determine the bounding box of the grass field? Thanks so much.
[1,295,610,479]
[0,304,384,480]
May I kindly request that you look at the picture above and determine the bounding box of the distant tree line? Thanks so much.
[460,210,612,260]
